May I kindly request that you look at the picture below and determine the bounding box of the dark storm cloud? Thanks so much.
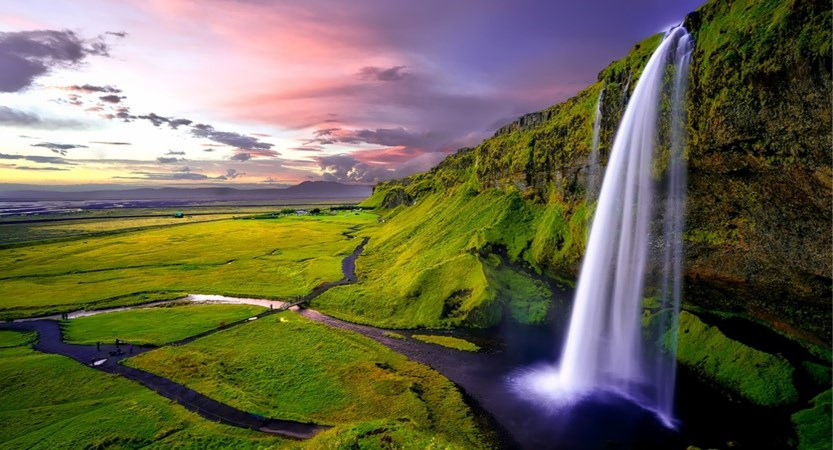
[0,153,75,165]
[99,94,125,103]
[0,30,112,92]
[31,142,88,156]
[0,106,84,129]
[358,65,408,81]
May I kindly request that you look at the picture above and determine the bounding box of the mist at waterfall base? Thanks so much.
[509,27,693,429]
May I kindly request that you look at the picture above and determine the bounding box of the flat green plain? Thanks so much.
[0,329,284,449]
[63,303,266,346]
[0,212,377,320]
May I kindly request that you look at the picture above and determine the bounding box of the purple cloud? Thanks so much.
[0,30,112,92]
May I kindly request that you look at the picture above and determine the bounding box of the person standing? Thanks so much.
[96,341,100,351]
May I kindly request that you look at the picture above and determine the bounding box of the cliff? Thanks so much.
[313,0,832,344]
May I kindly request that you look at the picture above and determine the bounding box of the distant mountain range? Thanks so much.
[0,181,372,202]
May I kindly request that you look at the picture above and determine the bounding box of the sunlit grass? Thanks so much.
[63,303,266,346]
[314,188,555,328]
[0,330,284,448]
[126,311,492,448]
[0,212,376,320]
[412,334,480,352]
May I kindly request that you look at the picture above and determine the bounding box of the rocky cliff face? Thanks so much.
[364,0,831,341]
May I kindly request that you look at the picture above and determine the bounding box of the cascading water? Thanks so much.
[511,26,692,428]
[586,88,605,200]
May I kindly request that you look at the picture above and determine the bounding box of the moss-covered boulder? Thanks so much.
[670,311,798,405]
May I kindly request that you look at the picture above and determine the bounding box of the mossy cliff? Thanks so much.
[328,0,831,346]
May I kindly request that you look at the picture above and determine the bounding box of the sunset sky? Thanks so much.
[1,0,702,188]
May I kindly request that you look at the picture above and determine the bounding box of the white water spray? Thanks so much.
[512,27,692,427]
[587,88,605,200]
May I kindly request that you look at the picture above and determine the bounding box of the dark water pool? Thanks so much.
[403,315,797,449]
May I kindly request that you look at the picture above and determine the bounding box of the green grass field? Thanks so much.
[63,303,266,346]
[0,212,377,320]
[127,311,493,448]
[412,334,480,352]
[0,329,285,449]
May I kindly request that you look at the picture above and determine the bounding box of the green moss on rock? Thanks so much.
[670,311,798,405]
[791,389,832,450]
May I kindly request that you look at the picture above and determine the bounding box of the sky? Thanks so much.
[0,0,703,188]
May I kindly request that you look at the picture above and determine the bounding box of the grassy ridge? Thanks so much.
[63,303,266,346]
[0,213,375,320]
[127,311,492,448]
[0,330,284,448]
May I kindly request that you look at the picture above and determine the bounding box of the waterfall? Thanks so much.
[587,88,605,200]
[512,27,692,428]
[621,72,632,108]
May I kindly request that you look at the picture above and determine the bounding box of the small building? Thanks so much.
[173,211,184,218]
[295,210,308,216]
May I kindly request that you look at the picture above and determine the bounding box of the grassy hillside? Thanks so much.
[315,188,556,328]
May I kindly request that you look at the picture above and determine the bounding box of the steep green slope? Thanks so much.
[326,0,831,343]
[316,189,555,328]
